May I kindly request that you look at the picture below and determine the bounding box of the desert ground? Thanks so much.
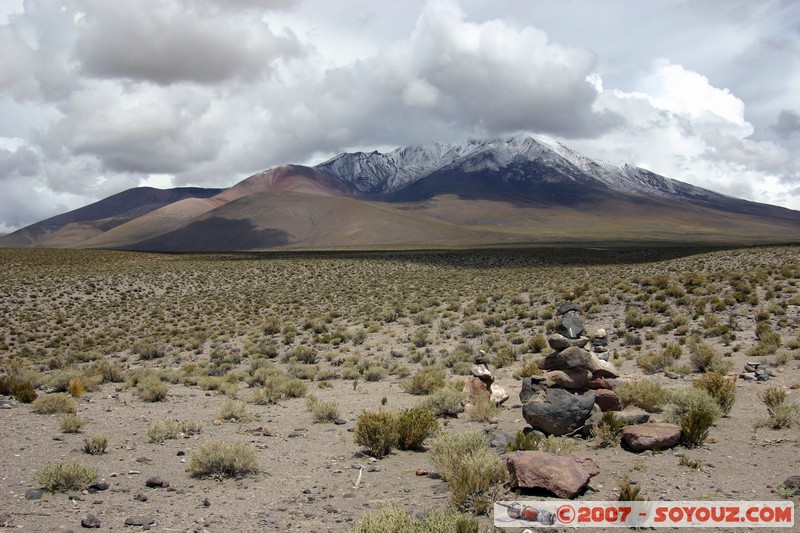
[0,245,798,532]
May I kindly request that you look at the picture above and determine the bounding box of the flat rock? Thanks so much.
[124,516,155,527]
[25,488,44,500]
[594,389,622,412]
[586,376,608,390]
[613,408,650,425]
[503,451,599,498]
[544,368,592,390]
[587,355,619,378]
[622,423,681,452]
[522,387,596,436]
[556,301,580,315]
[548,333,588,350]
[471,364,493,380]
[145,476,168,488]
[539,346,593,371]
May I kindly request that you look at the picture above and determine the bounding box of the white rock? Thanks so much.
[490,384,509,406]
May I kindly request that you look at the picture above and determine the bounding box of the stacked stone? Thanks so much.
[520,302,622,436]
[463,353,509,407]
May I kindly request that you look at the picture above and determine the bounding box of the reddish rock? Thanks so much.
[415,469,429,476]
[622,423,681,452]
[586,376,608,389]
[463,376,491,405]
[594,389,622,411]
[502,451,599,498]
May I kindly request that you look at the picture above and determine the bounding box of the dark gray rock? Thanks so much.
[483,428,514,454]
[548,333,588,350]
[133,493,148,502]
[556,310,585,339]
[334,418,347,425]
[145,477,167,488]
[781,475,800,495]
[556,301,580,315]
[522,387,596,436]
[755,368,770,381]
[89,481,109,491]
[519,376,547,403]
[25,488,44,500]
[124,516,155,527]
[81,515,101,529]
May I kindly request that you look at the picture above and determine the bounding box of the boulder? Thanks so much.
[622,423,681,452]
[471,364,493,380]
[483,428,514,454]
[556,301,580,315]
[581,404,604,437]
[503,451,599,498]
[586,376,608,390]
[519,376,547,404]
[613,408,650,425]
[594,389,622,412]
[522,387,596,436]
[547,333,588,350]
[539,346,593,371]
[490,384,509,406]
[544,368,592,390]
[587,355,619,378]
[463,376,491,405]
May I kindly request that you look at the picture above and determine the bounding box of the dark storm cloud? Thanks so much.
[771,110,800,138]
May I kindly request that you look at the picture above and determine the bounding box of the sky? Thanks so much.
[1,0,799,234]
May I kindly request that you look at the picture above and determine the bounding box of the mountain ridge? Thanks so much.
[1,135,798,251]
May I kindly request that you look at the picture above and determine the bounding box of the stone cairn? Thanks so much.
[520,302,621,437]
[463,350,509,407]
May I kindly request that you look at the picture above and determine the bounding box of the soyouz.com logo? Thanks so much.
[494,501,795,528]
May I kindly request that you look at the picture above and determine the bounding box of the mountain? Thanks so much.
[2,135,799,251]
[0,187,222,247]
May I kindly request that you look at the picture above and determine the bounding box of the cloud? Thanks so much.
[73,0,304,85]
[771,110,800,138]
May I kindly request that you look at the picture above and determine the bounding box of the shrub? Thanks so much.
[395,407,439,450]
[513,358,543,379]
[421,387,465,417]
[757,386,799,429]
[692,372,735,415]
[135,376,168,402]
[637,343,682,374]
[527,334,548,354]
[591,412,627,447]
[618,476,645,501]
[305,395,340,423]
[615,380,668,413]
[218,399,251,422]
[0,375,38,403]
[350,506,479,533]
[59,414,86,433]
[291,345,318,364]
[680,410,715,448]
[429,432,507,514]
[188,441,259,479]
[147,419,202,443]
[354,410,398,459]
[133,342,166,360]
[83,434,108,455]
[688,339,732,374]
[505,431,579,455]
[465,395,498,422]
[663,388,722,424]
[760,385,787,410]
[67,377,87,398]
[35,461,98,492]
[249,373,307,404]
[32,393,76,414]
[401,366,446,395]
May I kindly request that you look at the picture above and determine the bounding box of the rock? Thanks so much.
[544,368,592,390]
[755,368,770,381]
[548,333,588,350]
[463,376,491,405]
[581,404,604,437]
[556,301,580,315]
[595,350,610,361]
[25,488,44,500]
[334,418,347,425]
[539,346,593,371]
[503,451,599,498]
[556,310,586,339]
[587,355,619,378]
[489,384,509,406]
[134,493,148,502]
[519,376,547,403]
[89,481,109,491]
[0,513,13,527]
[81,515,101,529]
[415,469,429,476]
[522,387,596,436]
[203,497,211,507]
[124,516,155,527]
[622,423,681,452]
[780,475,800,495]
[744,362,760,372]
[471,364,493,380]
[740,372,757,381]
[594,389,622,411]
[664,371,681,379]
[613,408,650,425]
[586,376,608,390]
[483,428,514,454]
[145,477,167,488]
